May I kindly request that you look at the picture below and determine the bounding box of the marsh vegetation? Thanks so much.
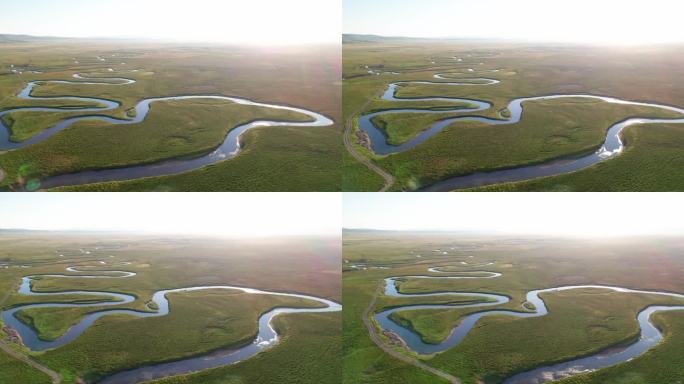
[343,231,684,383]
[342,39,684,191]
[0,40,341,191]
[0,231,341,383]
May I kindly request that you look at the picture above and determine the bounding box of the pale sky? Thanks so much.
[0,0,340,45]
[344,0,684,45]
[0,193,340,238]
[344,193,684,237]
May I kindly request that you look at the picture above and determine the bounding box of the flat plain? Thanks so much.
[0,231,341,384]
[342,37,684,191]
[342,230,684,383]
[0,37,341,191]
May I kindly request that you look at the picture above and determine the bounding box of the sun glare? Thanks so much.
[343,193,684,237]
[0,193,341,238]
[344,0,684,45]
[0,0,340,45]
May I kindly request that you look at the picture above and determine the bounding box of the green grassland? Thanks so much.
[1,109,96,142]
[342,151,385,191]
[0,350,52,384]
[369,106,478,146]
[53,126,341,192]
[343,269,451,384]
[0,100,312,189]
[0,231,340,384]
[0,40,341,191]
[343,231,684,383]
[37,292,322,383]
[16,307,118,342]
[1,97,104,111]
[556,312,684,384]
[426,291,683,383]
[342,41,684,191]
[148,312,340,384]
[373,100,681,191]
[470,123,684,191]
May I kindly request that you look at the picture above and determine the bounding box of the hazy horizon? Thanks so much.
[341,227,684,239]
[0,227,339,239]
[0,32,341,47]
[0,193,340,238]
[344,0,684,45]
[0,0,340,45]
[343,193,684,237]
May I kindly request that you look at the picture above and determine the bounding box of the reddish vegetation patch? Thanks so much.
[356,130,371,150]
[2,325,23,346]
[382,329,408,348]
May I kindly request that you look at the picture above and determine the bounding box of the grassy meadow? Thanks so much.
[0,40,341,191]
[0,349,52,384]
[342,231,684,383]
[147,312,341,384]
[0,231,340,384]
[470,122,684,191]
[342,39,684,191]
[555,312,684,384]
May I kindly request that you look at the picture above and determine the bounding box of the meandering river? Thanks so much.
[357,72,684,191]
[1,265,341,384]
[374,264,684,383]
[0,71,333,189]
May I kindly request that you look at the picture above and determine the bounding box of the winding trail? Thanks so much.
[0,70,334,189]
[0,341,61,383]
[370,263,684,383]
[343,96,395,191]
[354,65,684,191]
[362,281,461,384]
[1,264,341,384]
[0,278,61,383]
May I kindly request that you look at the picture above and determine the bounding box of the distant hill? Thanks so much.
[342,228,450,235]
[0,34,63,43]
[0,228,49,234]
[343,34,386,43]
[0,228,113,235]
[342,228,393,234]
[342,34,422,44]
[343,34,505,45]
[343,228,499,236]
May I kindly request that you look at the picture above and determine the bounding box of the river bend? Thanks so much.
[374,264,684,383]
[0,71,333,189]
[1,265,340,383]
[357,72,684,191]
